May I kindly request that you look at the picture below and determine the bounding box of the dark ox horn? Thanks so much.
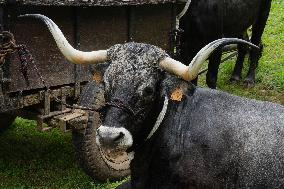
[159,38,259,81]
[19,14,108,64]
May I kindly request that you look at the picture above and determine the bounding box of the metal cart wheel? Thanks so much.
[71,81,131,181]
[0,112,16,133]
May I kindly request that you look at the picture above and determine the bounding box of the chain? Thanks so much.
[0,31,18,65]
[170,28,184,58]
[53,96,98,111]
[170,0,191,58]
[176,0,192,30]
[0,30,98,112]
[18,44,51,88]
[20,44,99,112]
[20,45,100,112]
[104,99,136,116]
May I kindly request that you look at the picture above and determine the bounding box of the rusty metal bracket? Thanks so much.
[74,81,80,98]
[61,86,67,111]
[57,109,86,132]
[37,108,73,132]
[36,88,51,131]
[46,108,87,132]
[36,86,86,132]
[44,89,50,115]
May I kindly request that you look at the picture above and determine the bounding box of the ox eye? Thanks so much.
[143,87,154,97]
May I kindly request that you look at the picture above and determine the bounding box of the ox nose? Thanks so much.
[97,130,125,146]
[96,126,133,149]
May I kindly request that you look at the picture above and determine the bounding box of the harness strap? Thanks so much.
[102,96,169,151]
[104,99,136,116]
[146,96,169,140]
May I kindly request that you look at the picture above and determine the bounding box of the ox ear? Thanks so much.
[91,61,117,101]
[89,62,110,84]
[159,74,195,102]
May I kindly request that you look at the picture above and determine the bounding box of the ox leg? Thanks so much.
[230,42,248,83]
[244,0,271,87]
[245,40,263,87]
[206,49,222,89]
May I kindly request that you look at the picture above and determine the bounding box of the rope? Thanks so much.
[105,99,135,116]
[0,31,97,112]
[146,96,169,140]
[176,0,192,30]
[0,31,19,64]
[172,0,192,58]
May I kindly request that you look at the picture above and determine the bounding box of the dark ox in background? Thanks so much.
[178,0,272,88]
[23,15,284,189]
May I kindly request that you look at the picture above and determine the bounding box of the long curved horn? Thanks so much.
[19,14,108,64]
[159,38,259,81]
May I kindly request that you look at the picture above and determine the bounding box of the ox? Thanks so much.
[178,0,272,88]
[23,14,284,189]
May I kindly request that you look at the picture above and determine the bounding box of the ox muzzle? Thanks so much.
[96,125,133,149]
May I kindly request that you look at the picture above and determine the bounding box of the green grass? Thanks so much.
[0,1,283,188]
[0,118,124,189]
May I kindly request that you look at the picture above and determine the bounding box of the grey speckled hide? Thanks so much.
[126,87,284,189]
[104,42,167,101]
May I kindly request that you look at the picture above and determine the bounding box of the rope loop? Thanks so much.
[0,31,19,64]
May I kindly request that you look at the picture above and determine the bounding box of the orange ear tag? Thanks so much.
[93,72,103,84]
[170,88,183,102]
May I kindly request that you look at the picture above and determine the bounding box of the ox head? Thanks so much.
[21,14,258,151]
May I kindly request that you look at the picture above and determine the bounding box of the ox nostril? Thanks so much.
[114,132,125,142]
[96,129,101,137]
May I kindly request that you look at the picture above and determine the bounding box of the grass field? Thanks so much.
[0,1,283,189]
[0,119,124,188]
